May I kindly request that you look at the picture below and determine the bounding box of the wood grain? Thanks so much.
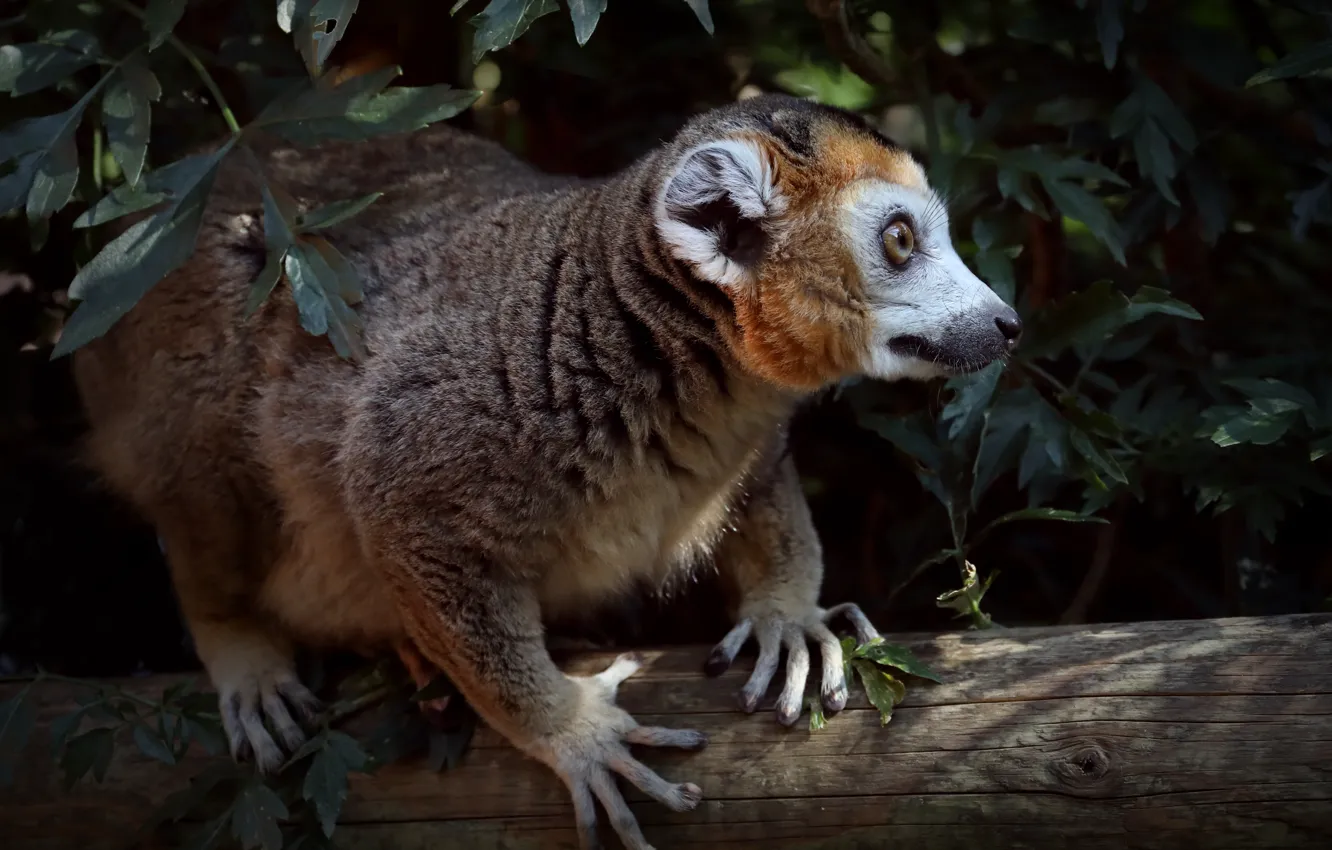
[3,614,1330,849]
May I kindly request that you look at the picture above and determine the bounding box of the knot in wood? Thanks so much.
[1047,740,1121,796]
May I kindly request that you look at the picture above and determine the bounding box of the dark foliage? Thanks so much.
[2,3,1332,834]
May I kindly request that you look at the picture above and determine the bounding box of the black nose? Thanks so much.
[995,312,1023,346]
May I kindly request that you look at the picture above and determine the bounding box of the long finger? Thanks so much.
[739,622,781,713]
[237,691,283,773]
[260,687,306,752]
[609,749,703,813]
[705,619,752,676]
[825,602,881,645]
[775,628,810,726]
[808,621,848,712]
[589,769,655,850]
[568,779,602,850]
[625,725,709,750]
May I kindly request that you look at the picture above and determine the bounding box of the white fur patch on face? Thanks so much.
[655,138,785,287]
[839,180,1015,381]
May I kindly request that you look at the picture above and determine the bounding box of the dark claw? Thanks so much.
[823,681,849,714]
[776,703,801,727]
[739,688,762,714]
[680,731,709,751]
[704,647,732,677]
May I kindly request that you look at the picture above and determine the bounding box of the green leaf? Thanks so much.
[567,0,607,46]
[1223,377,1318,414]
[0,36,100,96]
[297,191,382,231]
[426,713,477,772]
[1247,38,1332,86]
[245,249,287,316]
[60,727,115,790]
[133,722,176,765]
[683,0,714,34]
[941,360,1004,442]
[854,639,943,684]
[1041,178,1126,264]
[54,139,238,358]
[1022,281,1200,360]
[1134,120,1178,204]
[231,781,289,850]
[184,718,227,757]
[255,67,479,145]
[146,761,242,830]
[48,707,87,759]
[1311,434,1332,461]
[978,507,1109,540]
[470,0,560,63]
[1210,399,1302,447]
[310,0,361,68]
[304,747,350,836]
[277,0,314,33]
[74,181,167,228]
[26,128,79,224]
[806,695,827,732]
[1124,286,1203,322]
[284,240,369,360]
[144,0,187,50]
[851,659,905,725]
[1097,0,1124,69]
[0,83,104,221]
[975,249,1016,306]
[102,58,161,188]
[1289,178,1332,241]
[857,412,943,471]
[0,695,37,786]
[188,812,235,850]
[936,561,997,628]
[0,153,41,214]
[261,181,299,256]
[1070,429,1128,485]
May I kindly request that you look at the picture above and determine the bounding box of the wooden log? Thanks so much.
[3,613,1331,849]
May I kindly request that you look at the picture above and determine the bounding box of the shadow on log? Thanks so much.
[3,614,1331,849]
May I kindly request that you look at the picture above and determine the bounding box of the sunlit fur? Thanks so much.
[654,107,1017,389]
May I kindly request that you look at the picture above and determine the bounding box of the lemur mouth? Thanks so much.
[887,335,993,375]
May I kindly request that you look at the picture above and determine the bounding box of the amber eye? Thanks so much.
[882,220,915,265]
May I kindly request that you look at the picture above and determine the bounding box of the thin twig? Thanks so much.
[805,0,896,89]
[1060,502,1121,625]
[107,0,242,134]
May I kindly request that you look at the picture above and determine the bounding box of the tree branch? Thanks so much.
[805,0,897,89]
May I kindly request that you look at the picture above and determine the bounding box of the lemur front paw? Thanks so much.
[214,659,322,773]
[705,601,882,726]
[532,653,707,850]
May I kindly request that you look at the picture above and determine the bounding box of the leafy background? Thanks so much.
[1,0,1332,842]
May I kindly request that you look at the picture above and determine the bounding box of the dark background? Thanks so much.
[2,0,1330,680]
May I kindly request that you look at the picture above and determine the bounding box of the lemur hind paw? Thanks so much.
[705,601,882,726]
[535,653,707,850]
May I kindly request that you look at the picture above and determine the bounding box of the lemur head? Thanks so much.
[653,93,1021,391]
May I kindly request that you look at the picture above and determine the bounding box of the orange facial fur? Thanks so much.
[723,123,927,390]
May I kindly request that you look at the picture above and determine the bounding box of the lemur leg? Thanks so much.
[155,520,321,772]
[707,452,882,725]
[384,557,706,850]
[395,639,451,714]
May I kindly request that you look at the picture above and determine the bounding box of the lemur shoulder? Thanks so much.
[72,93,1021,850]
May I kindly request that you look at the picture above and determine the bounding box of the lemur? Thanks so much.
[71,93,1021,849]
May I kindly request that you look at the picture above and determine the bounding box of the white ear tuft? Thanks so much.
[654,139,783,287]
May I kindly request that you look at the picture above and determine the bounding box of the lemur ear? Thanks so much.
[655,138,783,287]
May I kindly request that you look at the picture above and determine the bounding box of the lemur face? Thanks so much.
[654,95,1021,391]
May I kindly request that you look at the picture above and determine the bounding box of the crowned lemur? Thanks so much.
[72,93,1021,849]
